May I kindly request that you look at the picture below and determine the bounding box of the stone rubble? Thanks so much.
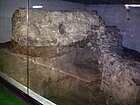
[0,8,140,105]
[100,26,140,105]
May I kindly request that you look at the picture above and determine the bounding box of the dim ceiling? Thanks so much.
[63,0,140,4]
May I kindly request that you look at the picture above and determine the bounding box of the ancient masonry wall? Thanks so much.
[0,8,140,105]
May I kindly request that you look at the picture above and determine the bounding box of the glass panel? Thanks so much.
[0,0,140,105]
[0,0,28,93]
[27,1,140,105]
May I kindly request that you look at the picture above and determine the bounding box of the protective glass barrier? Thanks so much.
[27,1,105,105]
[0,0,140,105]
[0,0,28,93]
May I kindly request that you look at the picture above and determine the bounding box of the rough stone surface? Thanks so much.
[100,26,140,105]
[0,8,108,105]
[0,49,106,105]
[11,8,107,83]
[0,8,140,105]
[12,8,104,46]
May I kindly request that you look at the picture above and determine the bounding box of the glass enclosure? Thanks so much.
[0,0,140,105]
[0,0,28,93]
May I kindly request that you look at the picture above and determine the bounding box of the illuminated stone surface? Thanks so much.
[0,8,140,105]
[12,8,104,46]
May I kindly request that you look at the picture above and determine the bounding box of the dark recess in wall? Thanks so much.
[122,47,140,62]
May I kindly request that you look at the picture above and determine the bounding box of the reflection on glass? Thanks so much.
[0,0,140,105]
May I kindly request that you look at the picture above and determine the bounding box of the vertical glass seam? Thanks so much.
[26,0,29,95]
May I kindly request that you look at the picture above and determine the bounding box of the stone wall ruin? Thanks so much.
[0,8,140,105]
